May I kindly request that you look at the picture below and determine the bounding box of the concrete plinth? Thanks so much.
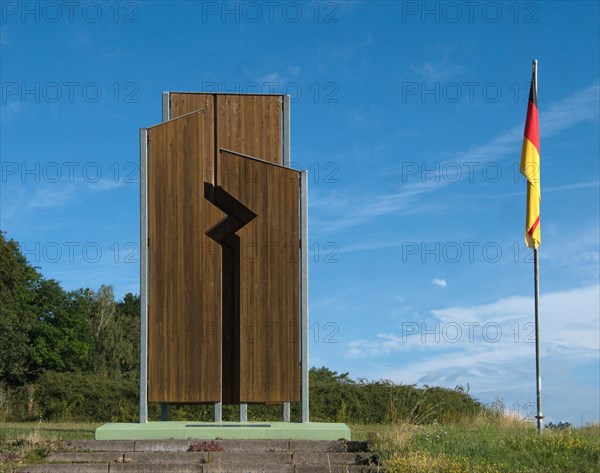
[95,422,351,441]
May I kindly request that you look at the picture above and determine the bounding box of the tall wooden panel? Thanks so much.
[143,94,300,407]
[218,150,301,403]
[168,94,216,184]
[170,92,212,120]
[216,95,283,165]
[147,111,224,403]
[169,93,283,165]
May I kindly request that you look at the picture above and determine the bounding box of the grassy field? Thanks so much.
[0,422,99,442]
[1,419,599,472]
[0,422,99,471]
[352,417,600,473]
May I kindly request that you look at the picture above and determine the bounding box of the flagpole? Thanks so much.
[531,59,543,433]
[534,247,543,432]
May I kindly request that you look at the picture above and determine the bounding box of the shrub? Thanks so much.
[11,371,138,422]
[309,368,484,424]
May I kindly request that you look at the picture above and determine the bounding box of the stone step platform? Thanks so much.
[14,439,377,473]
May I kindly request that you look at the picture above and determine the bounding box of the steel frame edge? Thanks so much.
[162,92,170,121]
[139,128,149,424]
[300,170,309,423]
[159,92,170,420]
[282,95,293,423]
[283,95,290,167]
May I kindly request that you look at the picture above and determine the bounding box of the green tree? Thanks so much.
[310,367,353,384]
[0,231,40,384]
[29,280,93,374]
[90,285,134,379]
[116,293,140,376]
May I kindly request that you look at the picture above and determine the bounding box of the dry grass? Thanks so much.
[0,421,100,471]
[0,422,98,442]
[0,421,57,471]
[353,413,600,473]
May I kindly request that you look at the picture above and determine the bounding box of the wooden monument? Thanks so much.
[139,93,309,423]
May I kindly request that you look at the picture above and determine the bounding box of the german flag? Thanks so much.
[520,61,541,249]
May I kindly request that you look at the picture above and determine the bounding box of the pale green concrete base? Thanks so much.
[95,421,351,441]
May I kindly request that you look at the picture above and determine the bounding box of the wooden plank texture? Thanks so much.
[218,150,301,402]
[147,94,295,404]
[169,93,283,166]
[148,111,224,403]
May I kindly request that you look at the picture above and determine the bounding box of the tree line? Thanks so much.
[0,231,140,385]
[0,230,484,423]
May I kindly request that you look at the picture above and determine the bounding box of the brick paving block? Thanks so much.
[47,452,125,463]
[19,465,109,473]
[124,452,208,464]
[210,440,289,452]
[289,440,347,453]
[292,452,360,465]
[60,441,135,453]
[134,440,195,452]
[206,451,291,465]
[203,465,294,473]
[294,465,376,473]
[109,464,203,473]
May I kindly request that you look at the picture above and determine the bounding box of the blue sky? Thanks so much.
[1,1,598,425]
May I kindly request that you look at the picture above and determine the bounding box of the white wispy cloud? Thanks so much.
[345,284,600,376]
[26,186,77,209]
[0,101,24,120]
[543,181,600,193]
[545,223,600,276]
[487,179,600,199]
[338,239,414,254]
[0,27,9,45]
[88,179,125,191]
[310,285,364,313]
[311,83,600,233]
[411,57,465,81]
[310,179,448,232]
[1,177,126,232]
[345,284,600,423]
[315,35,373,70]
[450,83,599,165]
[431,278,447,288]
[541,83,600,136]
[257,72,286,84]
